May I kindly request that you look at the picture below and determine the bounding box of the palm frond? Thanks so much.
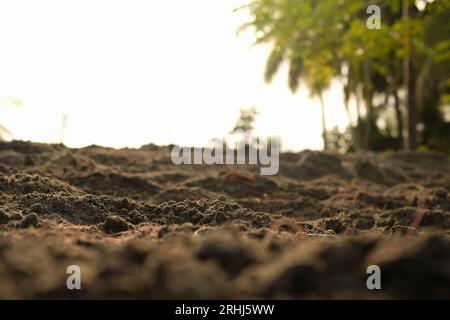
[264,46,285,83]
[288,56,303,93]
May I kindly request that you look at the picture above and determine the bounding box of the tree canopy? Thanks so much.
[239,0,450,152]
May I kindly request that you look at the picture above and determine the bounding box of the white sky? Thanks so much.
[0,0,350,151]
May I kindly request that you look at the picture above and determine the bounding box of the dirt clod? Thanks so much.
[0,141,449,299]
[20,212,39,228]
[0,211,9,224]
[102,215,130,234]
[30,203,44,214]
[354,216,375,230]
[195,235,255,277]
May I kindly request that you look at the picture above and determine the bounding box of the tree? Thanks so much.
[239,0,450,152]
[416,0,450,152]
[239,0,350,150]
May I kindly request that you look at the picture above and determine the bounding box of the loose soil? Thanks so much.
[0,141,449,299]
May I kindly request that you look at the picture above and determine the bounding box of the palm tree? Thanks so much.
[240,0,347,150]
[260,33,334,150]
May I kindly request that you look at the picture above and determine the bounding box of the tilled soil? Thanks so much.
[0,140,449,299]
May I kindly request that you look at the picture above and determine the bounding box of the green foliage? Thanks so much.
[240,0,343,95]
[239,0,450,153]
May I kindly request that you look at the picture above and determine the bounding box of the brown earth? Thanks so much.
[0,140,449,299]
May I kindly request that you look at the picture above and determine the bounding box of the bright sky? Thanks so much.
[0,0,351,151]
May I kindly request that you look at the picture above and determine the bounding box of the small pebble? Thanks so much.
[157,226,170,238]
[102,215,129,234]
[20,213,39,228]
[30,203,44,214]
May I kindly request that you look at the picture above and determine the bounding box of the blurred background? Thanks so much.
[0,0,449,153]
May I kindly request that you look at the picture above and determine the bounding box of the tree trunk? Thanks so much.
[354,86,363,149]
[319,94,328,150]
[406,60,417,150]
[364,95,374,151]
[363,61,373,151]
[393,87,403,147]
[403,0,417,151]
[355,86,362,121]
[343,99,353,127]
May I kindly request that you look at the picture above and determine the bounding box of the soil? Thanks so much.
[0,140,449,299]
